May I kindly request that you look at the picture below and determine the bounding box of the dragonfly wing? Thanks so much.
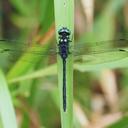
[0,39,57,56]
[0,40,57,64]
[73,38,128,56]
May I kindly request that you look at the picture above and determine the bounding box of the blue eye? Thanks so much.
[58,27,71,36]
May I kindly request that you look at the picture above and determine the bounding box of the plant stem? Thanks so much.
[54,0,74,128]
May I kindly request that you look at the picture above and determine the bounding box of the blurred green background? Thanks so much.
[0,0,128,128]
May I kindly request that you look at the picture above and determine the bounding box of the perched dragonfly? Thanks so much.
[57,27,71,112]
[0,28,128,112]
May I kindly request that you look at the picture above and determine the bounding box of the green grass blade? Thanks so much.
[107,116,128,128]
[74,57,128,72]
[7,57,128,84]
[8,64,57,83]
[54,0,74,128]
[0,70,17,128]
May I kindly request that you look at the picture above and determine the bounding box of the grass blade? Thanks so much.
[54,0,74,128]
[8,64,57,83]
[0,70,17,128]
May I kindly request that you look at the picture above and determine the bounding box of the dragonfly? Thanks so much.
[0,28,128,112]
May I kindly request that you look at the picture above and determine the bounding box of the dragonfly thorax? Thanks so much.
[58,43,69,59]
[58,27,71,60]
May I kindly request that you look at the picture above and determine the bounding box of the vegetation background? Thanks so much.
[0,0,128,127]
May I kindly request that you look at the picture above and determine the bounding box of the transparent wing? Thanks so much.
[0,39,57,64]
[1,38,128,55]
[0,39,57,55]
[73,38,128,64]
[0,38,128,64]
[73,38,128,55]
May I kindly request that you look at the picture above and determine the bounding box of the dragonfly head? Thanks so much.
[58,27,71,37]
